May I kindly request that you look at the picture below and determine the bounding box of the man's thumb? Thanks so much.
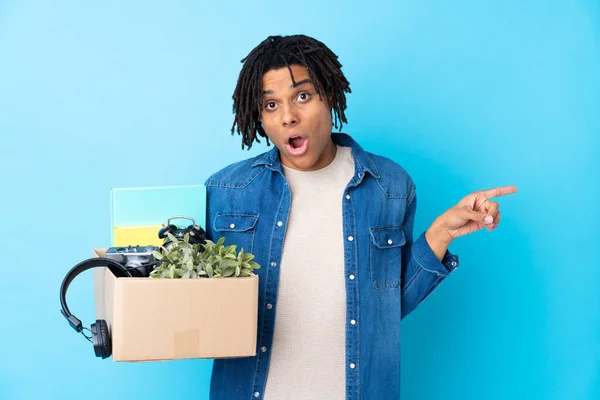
[465,209,493,224]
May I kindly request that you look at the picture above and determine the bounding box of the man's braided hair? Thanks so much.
[231,34,352,150]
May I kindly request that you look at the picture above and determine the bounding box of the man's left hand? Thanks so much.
[429,185,519,246]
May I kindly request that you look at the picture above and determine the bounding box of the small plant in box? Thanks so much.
[149,233,260,279]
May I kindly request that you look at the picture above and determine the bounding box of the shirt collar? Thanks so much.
[251,132,380,180]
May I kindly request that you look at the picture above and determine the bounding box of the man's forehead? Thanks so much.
[262,65,312,92]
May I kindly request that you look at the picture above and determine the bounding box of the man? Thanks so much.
[203,34,517,400]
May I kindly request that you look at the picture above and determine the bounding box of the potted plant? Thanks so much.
[149,232,260,279]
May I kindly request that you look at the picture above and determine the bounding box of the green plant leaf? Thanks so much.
[206,264,213,278]
[167,232,179,244]
[220,259,238,269]
[249,261,260,270]
[152,251,163,260]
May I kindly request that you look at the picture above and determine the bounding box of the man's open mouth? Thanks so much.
[288,135,306,149]
[285,135,309,156]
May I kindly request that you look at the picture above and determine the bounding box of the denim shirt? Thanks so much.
[204,132,459,400]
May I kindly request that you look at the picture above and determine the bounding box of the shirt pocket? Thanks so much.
[369,226,406,289]
[213,213,259,255]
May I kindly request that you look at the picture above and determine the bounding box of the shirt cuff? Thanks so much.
[411,231,460,277]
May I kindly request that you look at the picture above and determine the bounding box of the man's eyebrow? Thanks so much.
[291,79,313,88]
[262,79,314,95]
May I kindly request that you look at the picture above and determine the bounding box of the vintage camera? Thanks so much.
[105,245,160,277]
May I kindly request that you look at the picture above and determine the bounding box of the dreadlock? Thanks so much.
[230,34,352,150]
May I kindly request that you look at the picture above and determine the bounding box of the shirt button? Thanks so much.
[229,223,235,229]
[267,303,273,309]
[350,363,356,369]
[254,392,260,398]
[271,261,277,267]
[346,194,351,200]
[261,346,267,352]
[451,261,457,267]
[277,221,283,227]
[349,275,355,280]
[387,239,393,245]
[350,319,356,325]
[347,236,354,241]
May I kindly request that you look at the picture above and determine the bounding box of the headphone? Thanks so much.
[60,215,204,359]
[59,257,133,359]
[158,216,206,249]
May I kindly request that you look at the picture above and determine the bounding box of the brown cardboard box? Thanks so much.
[92,248,258,362]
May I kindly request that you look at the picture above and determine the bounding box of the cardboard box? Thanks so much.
[92,248,259,362]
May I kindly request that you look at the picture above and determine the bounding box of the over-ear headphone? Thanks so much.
[158,216,206,249]
[59,257,133,359]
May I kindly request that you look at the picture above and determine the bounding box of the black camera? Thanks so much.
[105,245,160,277]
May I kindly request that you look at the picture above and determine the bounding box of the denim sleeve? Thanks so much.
[204,186,215,242]
[400,187,459,319]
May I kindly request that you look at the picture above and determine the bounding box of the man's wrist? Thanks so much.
[425,218,453,261]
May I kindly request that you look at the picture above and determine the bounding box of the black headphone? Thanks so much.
[158,216,206,249]
[59,257,133,359]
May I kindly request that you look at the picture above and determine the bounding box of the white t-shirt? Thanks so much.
[263,145,355,400]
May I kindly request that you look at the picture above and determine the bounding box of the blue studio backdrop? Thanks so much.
[1,1,598,399]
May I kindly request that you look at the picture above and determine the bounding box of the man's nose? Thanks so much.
[282,105,299,127]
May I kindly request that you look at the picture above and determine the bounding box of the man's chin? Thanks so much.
[280,153,316,172]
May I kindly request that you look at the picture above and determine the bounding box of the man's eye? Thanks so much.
[265,102,276,109]
[298,93,310,101]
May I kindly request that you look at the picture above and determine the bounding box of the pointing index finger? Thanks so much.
[482,186,518,198]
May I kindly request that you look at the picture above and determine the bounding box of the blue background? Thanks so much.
[1,1,598,399]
